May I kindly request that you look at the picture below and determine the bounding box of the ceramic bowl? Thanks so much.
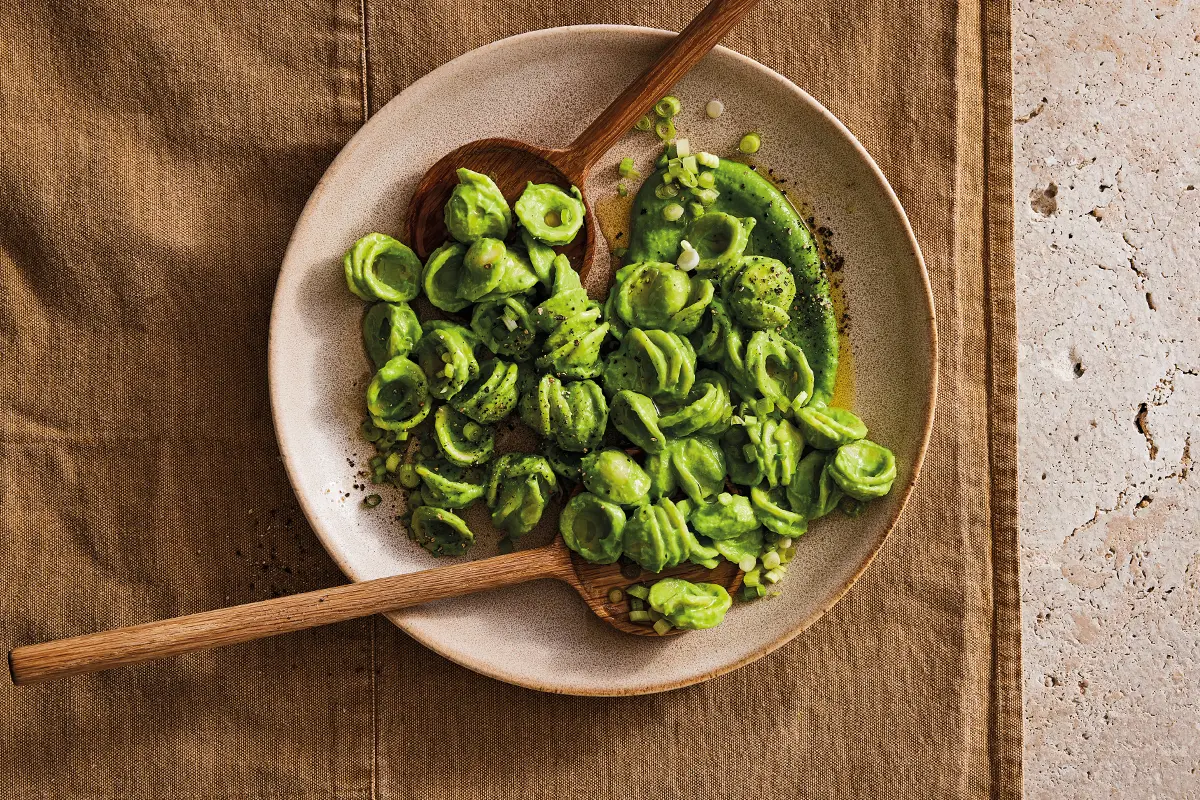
[268,25,936,695]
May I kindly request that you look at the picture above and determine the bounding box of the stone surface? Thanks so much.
[1015,2,1200,796]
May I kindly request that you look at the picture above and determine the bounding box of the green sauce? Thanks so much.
[626,159,838,403]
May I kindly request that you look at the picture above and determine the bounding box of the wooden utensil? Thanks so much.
[406,0,761,277]
[8,538,741,684]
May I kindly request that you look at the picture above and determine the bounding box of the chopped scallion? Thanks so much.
[634,114,653,132]
[626,583,650,600]
[363,494,382,508]
[697,151,720,168]
[705,99,725,118]
[739,132,762,154]
[662,203,684,222]
[654,95,682,118]
[697,171,716,189]
[629,609,653,623]
[617,183,628,197]
[608,588,624,604]
[653,619,674,636]
[739,556,759,574]
[654,117,676,142]
[618,156,639,178]
[762,550,782,570]
[631,597,645,611]
[654,182,679,200]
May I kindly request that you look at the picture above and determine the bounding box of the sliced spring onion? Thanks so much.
[739,555,758,573]
[655,95,682,118]
[778,537,794,549]
[677,241,700,272]
[634,114,653,131]
[363,494,382,508]
[764,567,787,584]
[653,619,674,636]
[697,151,720,168]
[675,138,690,157]
[370,455,385,469]
[662,203,684,222]
[618,157,639,178]
[501,314,518,332]
[654,117,676,142]
[762,550,782,570]
[626,583,650,600]
[689,202,705,218]
[384,452,402,472]
[397,464,420,489]
[617,183,628,197]
[681,155,698,173]
[739,132,762,154]
[654,182,679,200]
[695,188,720,206]
[705,99,724,118]
[629,609,653,623]
[608,588,625,604]
[697,171,716,189]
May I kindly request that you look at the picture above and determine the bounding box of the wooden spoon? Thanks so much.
[407,0,761,277]
[8,538,741,684]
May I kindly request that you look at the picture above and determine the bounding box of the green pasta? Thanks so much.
[339,126,901,620]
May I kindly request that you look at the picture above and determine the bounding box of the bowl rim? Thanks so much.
[268,23,938,696]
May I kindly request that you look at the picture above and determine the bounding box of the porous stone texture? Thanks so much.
[1015,2,1199,795]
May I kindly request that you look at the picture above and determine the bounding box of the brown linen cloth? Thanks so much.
[0,0,1020,796]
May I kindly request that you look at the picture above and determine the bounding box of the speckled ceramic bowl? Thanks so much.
[269,26,936,695]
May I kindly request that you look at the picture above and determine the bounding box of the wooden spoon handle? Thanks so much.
[8,543,571,685]
[557,0,760,178]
